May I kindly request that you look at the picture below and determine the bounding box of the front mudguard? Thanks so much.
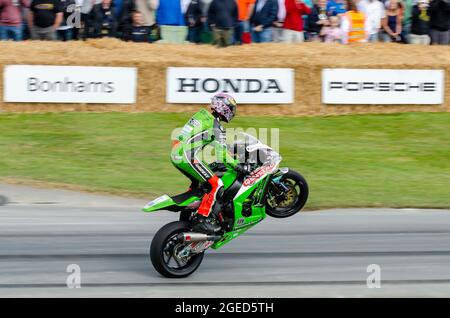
[272,167,289,179]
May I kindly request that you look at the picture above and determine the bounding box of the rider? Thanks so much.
[171,93,242,234]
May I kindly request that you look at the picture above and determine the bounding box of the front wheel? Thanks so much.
[266,169,309,218]
[150,221,204,278]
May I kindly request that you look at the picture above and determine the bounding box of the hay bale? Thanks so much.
[0,39,449,115]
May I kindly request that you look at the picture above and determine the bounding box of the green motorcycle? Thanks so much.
[143,133,309,278]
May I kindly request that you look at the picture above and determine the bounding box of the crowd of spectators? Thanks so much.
[0,0,449,45]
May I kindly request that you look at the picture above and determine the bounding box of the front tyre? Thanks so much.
[150,221,204,278]
[266,169,309,218]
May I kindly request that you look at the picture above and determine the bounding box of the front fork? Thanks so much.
[265,168,290,206]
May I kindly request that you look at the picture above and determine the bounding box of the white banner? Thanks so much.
[3,65,137,104]
[166,67,294,104]
[322,69,445,105]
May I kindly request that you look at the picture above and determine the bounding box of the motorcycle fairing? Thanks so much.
[143,192,201,212]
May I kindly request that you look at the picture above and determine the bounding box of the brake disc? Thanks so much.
[277,181,298,208]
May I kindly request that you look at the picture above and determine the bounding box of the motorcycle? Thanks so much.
[143,133,309,278]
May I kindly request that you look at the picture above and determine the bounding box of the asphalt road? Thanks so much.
[1,183,450,297]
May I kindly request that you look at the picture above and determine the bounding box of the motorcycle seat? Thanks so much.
[171,187,204,204]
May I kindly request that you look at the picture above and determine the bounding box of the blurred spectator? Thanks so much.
[57,0,75,41]
[320,15,342,42]
[283,0,311,43]
[135,0,158,41]
[201,0,211,16]
[73,0,85,39]
[381,0,402,42]
[272,0,286,42]
[207,0,237,47]
[301,0,312,40]
[341,0,368,43]
[429,0,450,45]
[327,0,347,15]
[117,0,135,39]
[0,0,30,41]
[78,0,102,40]
[306,0,329,41]
[113,0,122,17]
[250,0,278,43]
[235,0,255,44]
[186,0,203,43]
[410,0,430,45]
[28,0,63,40]
[1,0,445,46]
[358,0,384,42]
[21,3,32,39]
[128,10,150,41]
[198,0,213,43]
[401,0,413,42]
[181,0,190,14]
[156,0,185,26]
[84,0,102,38]
[97,0,117,37]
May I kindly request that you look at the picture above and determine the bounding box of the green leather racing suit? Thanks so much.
[171,108,239,217]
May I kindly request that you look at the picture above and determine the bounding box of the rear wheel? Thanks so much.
[266,170,309,218]
[150,221,204,278]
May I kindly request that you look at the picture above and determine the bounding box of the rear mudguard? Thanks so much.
[142,194,200,212]
[142,195,175,212]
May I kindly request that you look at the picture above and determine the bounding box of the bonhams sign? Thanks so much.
[166,67,294,104]
[4,65,137,103]
[322,69,445,105]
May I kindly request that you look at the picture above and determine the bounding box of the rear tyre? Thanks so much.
[150,221,204,278]
[266,169,309,218]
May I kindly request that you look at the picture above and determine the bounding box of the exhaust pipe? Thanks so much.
[180,232,221,242]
